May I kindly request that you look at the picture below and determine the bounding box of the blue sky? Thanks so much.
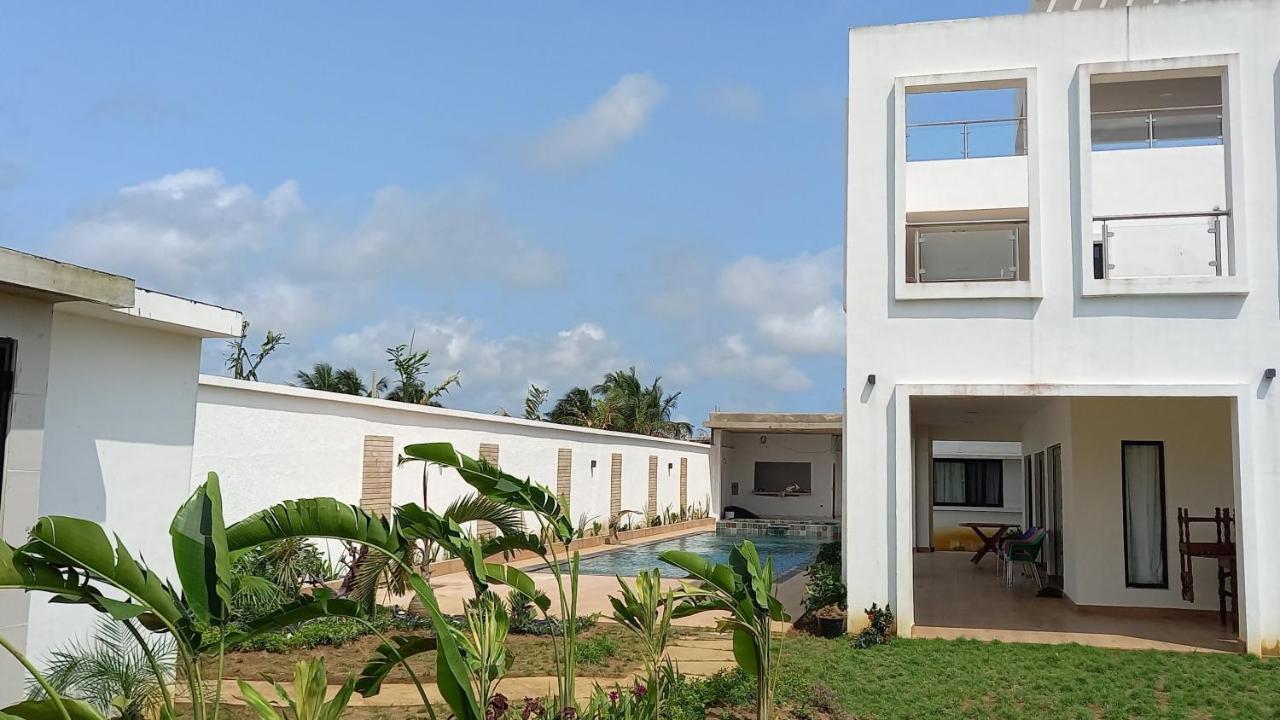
[0,1,1024,425]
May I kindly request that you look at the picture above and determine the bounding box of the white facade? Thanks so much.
[193,377,714,539]
[0,251,241,702]
[845,0,1280,654]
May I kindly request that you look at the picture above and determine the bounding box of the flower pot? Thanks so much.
[817,614,845,638]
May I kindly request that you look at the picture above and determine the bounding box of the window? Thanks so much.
[933,459,1002,507]
[1122,441,1168,588]
[753,462,811,495]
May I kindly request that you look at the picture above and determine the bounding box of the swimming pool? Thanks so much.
[557,532,824,580]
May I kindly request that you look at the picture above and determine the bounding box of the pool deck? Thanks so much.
[386,525,809,629]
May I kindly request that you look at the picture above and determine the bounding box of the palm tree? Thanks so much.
[523,385,549,420]
[29,618,176,720]
[547,369,692,439]
[295,363,381,396]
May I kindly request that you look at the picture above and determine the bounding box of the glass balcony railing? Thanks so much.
[909,221,1026,283]
[906,117,1027,162]
[1091,211,1228,280]
[1091,105,1222,151]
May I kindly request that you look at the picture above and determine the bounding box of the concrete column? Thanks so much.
[912,425,934,551]
[843,383,897,631]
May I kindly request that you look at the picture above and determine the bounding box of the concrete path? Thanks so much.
[213,633,738,707]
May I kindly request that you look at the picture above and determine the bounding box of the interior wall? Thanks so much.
[1067,397,1235,610]
[719,431,839,519]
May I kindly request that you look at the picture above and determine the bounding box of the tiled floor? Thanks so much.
[912,551,1240,653]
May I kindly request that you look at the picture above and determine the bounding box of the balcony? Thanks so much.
[1092,211,1227,280]
[907,221,1029,284]
[1092,105,1222,151]
[907,117,1027,162]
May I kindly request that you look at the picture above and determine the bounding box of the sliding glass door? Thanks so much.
[1122,441,1168,588]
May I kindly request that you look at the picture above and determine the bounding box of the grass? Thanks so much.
[756,636,1280,719]
[201,627,1280,718]
[205,623,651,683]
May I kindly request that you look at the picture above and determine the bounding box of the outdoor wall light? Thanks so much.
[867,374,876,386]
[590,459,597,471]
[1266,368,1277,380]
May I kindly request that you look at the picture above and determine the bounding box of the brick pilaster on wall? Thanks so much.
[360,435,394,519]
[679,457,688,514]
[647,455,659,518]
[476,442,500,538]
[609,453,623,519]
[556,448,572,514]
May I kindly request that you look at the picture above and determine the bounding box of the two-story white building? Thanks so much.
[844,0,1279,655]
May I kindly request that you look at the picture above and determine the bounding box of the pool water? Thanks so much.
[558,532,824,580]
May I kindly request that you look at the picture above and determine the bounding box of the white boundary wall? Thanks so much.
[193,377,714,537]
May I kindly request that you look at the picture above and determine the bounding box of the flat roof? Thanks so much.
[705,412,843,434]
[0,246,243,338]
[0,246,135,306]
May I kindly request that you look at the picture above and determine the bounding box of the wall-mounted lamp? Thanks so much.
[668,462,674,471]
[866,374,876,386]
[590,459,598,472]
[1266,368,1277,380]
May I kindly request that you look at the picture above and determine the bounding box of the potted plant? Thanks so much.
[816,603,847,639]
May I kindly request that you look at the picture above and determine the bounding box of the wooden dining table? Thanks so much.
[958,521,1017,564]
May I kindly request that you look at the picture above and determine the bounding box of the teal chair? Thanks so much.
[1000,528,1047,588]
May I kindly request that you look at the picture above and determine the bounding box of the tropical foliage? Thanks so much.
[226,321,287,381]
[27,618,176,720]
[384,344,460,406]
[294,363,382,397]
[0,441,785,720]
[545,368,694,440]
[236,658,355,720]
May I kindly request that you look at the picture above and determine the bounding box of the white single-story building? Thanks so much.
[0,247,242,702]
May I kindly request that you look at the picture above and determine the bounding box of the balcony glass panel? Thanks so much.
[1093,214,1224,279]
[1092,107,1222,151]
[914,224,1022,282]
[907,118,1026,161]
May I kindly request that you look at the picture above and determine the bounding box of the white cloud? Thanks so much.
[704,83,763,118]
[331,186,564,288]
[56,168,300,291]
[679,334,811,393]
[718,247,844,355]
[530,73,666,171]
[319,315,624,412]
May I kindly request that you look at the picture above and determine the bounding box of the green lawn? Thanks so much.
[749,637,1280,719]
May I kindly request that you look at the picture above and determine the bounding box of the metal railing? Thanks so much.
[906,116,1027,161]
[1091,104,1223,150]
[909,219,1026,283]
[1092,209,1229,280]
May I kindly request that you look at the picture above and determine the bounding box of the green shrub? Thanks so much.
[803,562,846,614]
[226,606,434,652]
[576,633,617,666]
[851,603,894,649]
[815,541,840,567]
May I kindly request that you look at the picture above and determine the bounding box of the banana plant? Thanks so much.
[236,658,354,720]
[610,569,675,718]
[659,540,790,720]
[0,477,395,720]
[402,443,586,708]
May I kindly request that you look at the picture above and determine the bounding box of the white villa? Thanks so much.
[843,0,1279,655]
[0,249,243,700]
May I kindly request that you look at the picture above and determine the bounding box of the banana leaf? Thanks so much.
[0,697,105,720]
[658,550,738,596]
[402,443,574,543]
[354,635,438,697]
[20,517,187,632]
[404,574,482,720]
[170,473,233,625]
[483,563,550,612]
[225,498,402,556]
